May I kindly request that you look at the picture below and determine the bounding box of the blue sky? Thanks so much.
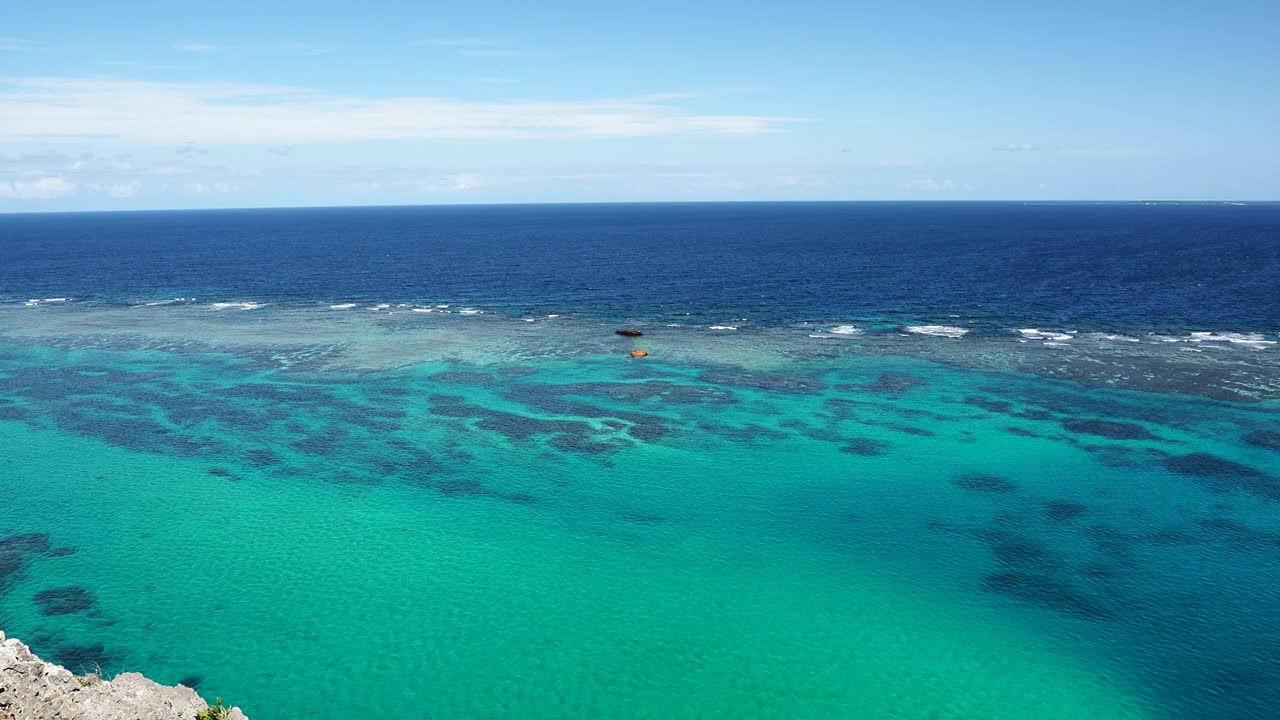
[2,0,1278,210]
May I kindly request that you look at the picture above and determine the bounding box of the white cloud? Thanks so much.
[183,182,239,194]
[0,77,797,144]
[0,176,75,199]
[89,181,140,198]
[992,143,1036,152]
[419,174,482,193]
[907,177,955,192]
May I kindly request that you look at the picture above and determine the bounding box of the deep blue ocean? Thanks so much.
[1,202,1278,720]
[2,202,1278,331]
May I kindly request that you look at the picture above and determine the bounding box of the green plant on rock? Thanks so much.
[196,698,233,720]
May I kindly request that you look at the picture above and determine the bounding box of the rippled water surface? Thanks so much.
[1,204,1278,719]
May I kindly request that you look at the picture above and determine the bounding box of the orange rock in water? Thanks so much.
[629,350,649,358]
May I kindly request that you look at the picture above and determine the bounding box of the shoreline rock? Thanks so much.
[0,630,247,720]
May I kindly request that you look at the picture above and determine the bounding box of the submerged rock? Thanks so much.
[954,473,1017,493]
[1045,501,1089,522]
[33,587,95,616]
[1062,419,1158,441]
[1163,452,1279,500]
[1244,430,1280,451]
[0,630,248,719]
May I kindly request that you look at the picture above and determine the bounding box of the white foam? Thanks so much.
[708,325,738,331]
[436,304,450,308]
[458,308,483,315]
[42,297,69,303]
[1043,341,1071,348]
[210,302,266,310]
[546,314,560,319]
[329,303,357,309]
[1101,334,1141,343]
[523,318,536,323]
[1187,332,1275,348]
[411,308,432,313]
[142,297,193,307]
[1016,328,1074,341]
[830,325,861,335]
[905,325,969,338]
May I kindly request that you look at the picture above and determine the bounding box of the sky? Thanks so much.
[2,0,1278,211]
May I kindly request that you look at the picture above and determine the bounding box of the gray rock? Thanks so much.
[0,631,248,720]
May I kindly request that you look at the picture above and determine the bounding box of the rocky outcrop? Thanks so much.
[0,631,247,720]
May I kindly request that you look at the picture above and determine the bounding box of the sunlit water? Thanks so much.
[1,203,1278,719]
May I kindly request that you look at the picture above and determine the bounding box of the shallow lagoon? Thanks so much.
[1,305,1278,719]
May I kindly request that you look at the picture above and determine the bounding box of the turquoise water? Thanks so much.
[2,306,1278,719]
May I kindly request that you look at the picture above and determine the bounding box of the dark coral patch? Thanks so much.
[991,540,1051,567]
[207,467,240,482]
[1005,426,1042,438]
[697,421,790,443]
[838,373,927,395]
[54,644,111,672]
[627,421,672,442]
[548,434,625,455]
[1244,430,1280,451]
[0,533,51,555]
[1163,453,1279,500]
[955,473,1016,493]
[430,371,495,385]
[542,381,735,406]
[178,675,203,689]
[1084,444,1169,468]
[34,586,95,616]
[291,425,350,456]
[497,366,540,377]
[963,395,1051,420]
[1063,419,1158,441]
[245,448,281,466]
[780,419,844,443]
[840,438,889,456]
[964,396,1014,413]
[0,532,53,584]
[1045,501,1088,522]
[881,423,934,437]
[700,371,827,394]
[0,404,32,421]
[0,554,23,582]
[982,572,1116,621]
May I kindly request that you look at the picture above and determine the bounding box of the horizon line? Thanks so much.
[3,198,1278,217]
